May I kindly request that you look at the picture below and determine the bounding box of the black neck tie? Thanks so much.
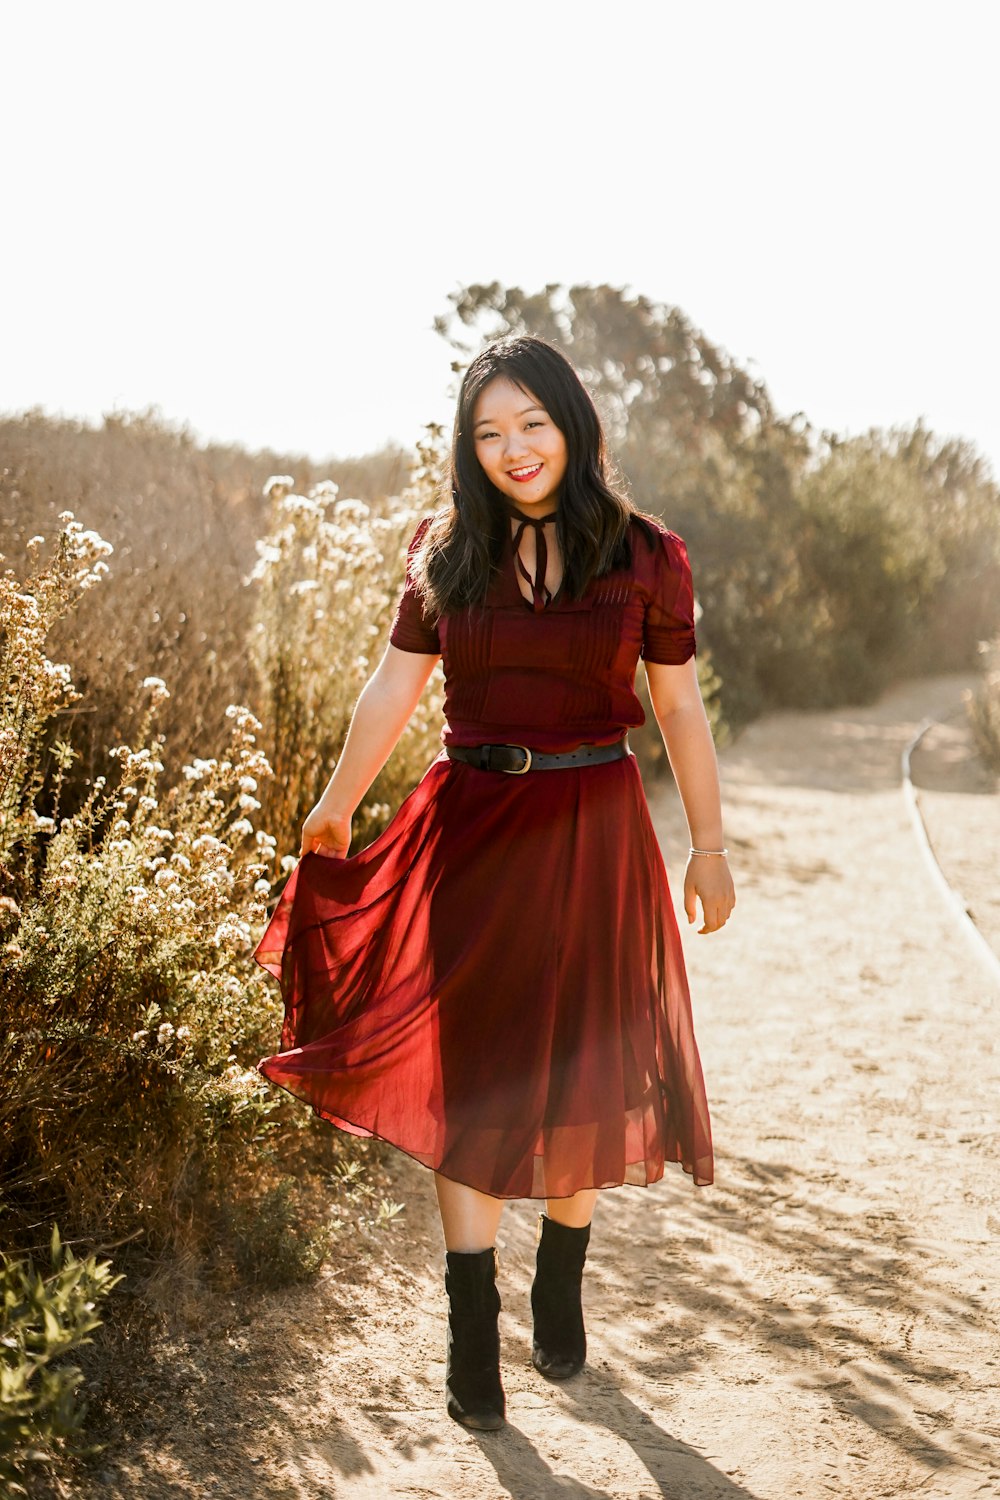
[502,502,558,612]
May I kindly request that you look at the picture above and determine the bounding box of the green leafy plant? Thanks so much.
[0,1224,124,1493]
[221,1178,336,1289]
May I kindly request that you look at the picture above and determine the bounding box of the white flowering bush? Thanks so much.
[0,516,288,1262]
[246,440,445,855]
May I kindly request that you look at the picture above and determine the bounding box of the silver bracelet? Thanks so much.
[689,846,729,856]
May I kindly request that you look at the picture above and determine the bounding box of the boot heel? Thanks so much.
[530,1214,590,1380]
[444,1246,506,1430]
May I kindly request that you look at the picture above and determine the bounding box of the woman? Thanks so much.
[253,334,735,1432]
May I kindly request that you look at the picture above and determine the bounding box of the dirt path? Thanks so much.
[107,671,1000,1500]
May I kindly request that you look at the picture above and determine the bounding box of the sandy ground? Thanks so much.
[92,670,1000,1500]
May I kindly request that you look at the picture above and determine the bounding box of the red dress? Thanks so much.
[252,512,714,1196]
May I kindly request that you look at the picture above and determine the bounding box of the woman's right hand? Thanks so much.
[299,803,353,860]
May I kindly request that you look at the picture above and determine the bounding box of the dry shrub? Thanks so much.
[0,406,412,804]
[965,654,1000,776]
[247,431,446,856]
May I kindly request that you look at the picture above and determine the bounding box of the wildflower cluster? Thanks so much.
[0,515,114,866]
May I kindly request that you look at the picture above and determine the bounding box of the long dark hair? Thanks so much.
[412,335,657,616]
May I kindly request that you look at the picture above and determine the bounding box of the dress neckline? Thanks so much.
[501,502,564,612]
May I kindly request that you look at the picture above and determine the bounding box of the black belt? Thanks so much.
[445,737,630,775]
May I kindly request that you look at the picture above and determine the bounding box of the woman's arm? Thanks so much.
[643,656,736,934]
[299,642,441,858]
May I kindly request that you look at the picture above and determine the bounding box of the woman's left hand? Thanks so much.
[684,856,736,934]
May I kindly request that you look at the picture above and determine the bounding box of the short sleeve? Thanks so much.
[388,516,441,655]
[641,526,697,665]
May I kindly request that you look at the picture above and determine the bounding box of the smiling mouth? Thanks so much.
[508,464,542,482]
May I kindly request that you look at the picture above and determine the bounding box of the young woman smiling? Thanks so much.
[253,334,735,1432]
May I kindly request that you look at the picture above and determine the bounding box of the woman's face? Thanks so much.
[471,376,569,514]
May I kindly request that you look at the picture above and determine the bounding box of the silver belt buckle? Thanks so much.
[501,743,533,774]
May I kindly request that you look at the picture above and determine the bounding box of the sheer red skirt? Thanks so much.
[253,750,714,1197]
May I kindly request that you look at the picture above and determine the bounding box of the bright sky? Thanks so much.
[4,2,998,481]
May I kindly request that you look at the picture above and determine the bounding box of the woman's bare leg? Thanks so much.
[434,1172,506,1252]
[544,1187,599,1228]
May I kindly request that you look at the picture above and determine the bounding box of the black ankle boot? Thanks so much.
[530,1214,590,1380]
[444,1246,506,1430]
